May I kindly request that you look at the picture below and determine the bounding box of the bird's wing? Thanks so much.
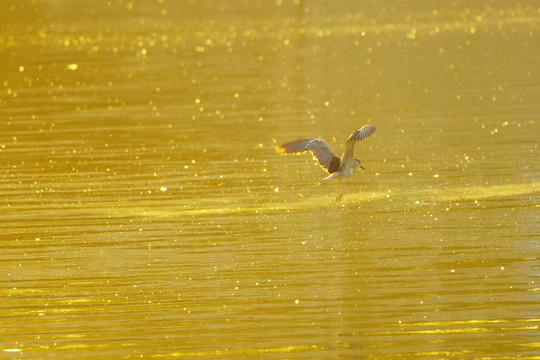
[341,125,377,164]
[276,138,341,174]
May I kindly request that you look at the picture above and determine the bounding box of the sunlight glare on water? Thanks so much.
[1,0,539,359]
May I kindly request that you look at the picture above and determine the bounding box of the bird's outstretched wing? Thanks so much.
[341,125,377,165]
[276,138,341,174]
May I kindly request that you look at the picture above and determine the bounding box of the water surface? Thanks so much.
[1,1,539,359]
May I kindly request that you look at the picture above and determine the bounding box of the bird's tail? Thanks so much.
[322,172,341,181]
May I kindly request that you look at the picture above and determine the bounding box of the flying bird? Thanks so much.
[275,125,377,203]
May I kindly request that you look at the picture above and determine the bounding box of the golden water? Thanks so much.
[1,1,539,359]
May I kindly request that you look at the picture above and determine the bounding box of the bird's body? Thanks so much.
[276,125,377,202]
[322,159,357,181]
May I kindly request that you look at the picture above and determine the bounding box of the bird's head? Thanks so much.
[353,159,365,171]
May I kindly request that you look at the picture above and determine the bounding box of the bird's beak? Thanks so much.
[360,164,365,170]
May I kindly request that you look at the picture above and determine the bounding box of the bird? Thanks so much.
[275,125,377,203]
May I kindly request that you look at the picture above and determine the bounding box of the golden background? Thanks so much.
[1,0,538,358]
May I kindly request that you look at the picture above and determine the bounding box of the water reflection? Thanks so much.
[1,0,539,359]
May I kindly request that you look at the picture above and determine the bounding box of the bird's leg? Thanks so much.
[335,180,343,203]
